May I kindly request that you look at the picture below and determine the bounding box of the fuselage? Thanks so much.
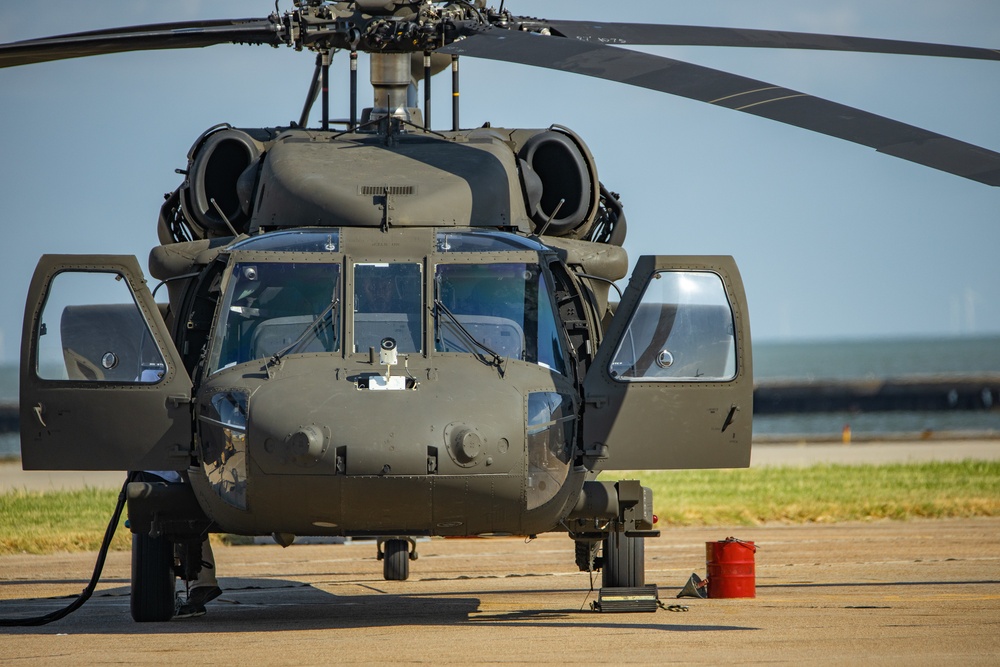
[185,226,595,537]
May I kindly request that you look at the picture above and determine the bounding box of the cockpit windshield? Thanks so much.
[353,262,423,354]
[435,231,548,253]
[434,263,566,374]
[209,262,341,373]
[229,229,339,253]
[207,230,568,374]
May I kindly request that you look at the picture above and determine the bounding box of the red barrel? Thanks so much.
[706,537,756,598]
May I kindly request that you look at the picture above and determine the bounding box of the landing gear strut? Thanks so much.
[567,480,660,611]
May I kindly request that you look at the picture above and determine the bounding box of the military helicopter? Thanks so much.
[3,1,999,623]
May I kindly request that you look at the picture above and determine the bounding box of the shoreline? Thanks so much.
[751,428,999,444]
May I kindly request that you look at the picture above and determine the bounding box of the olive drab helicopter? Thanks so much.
[3,1,999,623]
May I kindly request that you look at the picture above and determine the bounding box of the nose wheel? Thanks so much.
[377,537,418,581]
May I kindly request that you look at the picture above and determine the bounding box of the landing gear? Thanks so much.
[383,539,410,580]
[567,481,659,611]
[572,528,646,587]
[130,532,175,622]
[602,527,645,588]
[378,537,417,581]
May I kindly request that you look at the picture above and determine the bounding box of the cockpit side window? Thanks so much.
[434,262,567,375]
[609,270,737,382]
[35,270,168,383]
[209,261,341,372]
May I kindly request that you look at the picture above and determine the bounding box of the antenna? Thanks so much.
[537,198,566,236]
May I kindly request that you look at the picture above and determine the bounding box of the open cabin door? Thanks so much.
[20,255,193,471]
[582,256,752,471]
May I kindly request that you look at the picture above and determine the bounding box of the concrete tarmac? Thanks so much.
[1,519,999,664]
[2,441,998,664]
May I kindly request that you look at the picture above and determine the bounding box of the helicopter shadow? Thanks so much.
[0,576,756,635]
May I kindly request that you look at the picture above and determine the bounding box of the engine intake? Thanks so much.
[180,127,262,236]
[517,127,599,239]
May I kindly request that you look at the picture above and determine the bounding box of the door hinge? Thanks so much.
[166,443,189,459]
[585,395,608,409]
[583,442,609,460]
[167,394,193,408]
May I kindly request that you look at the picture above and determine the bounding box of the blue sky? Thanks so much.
[0,0,998,364]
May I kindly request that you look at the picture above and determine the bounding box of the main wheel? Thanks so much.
[382,539,410,581]
[130,532,176,622]
[602,528,645,588]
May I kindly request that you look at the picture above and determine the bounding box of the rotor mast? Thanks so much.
[367,52,419,125]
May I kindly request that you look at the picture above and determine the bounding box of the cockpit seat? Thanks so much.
[251,315,330,359]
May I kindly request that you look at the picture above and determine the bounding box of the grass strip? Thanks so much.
[1,461,998,554]
[609,460,1000,526]
[0,487,130,555]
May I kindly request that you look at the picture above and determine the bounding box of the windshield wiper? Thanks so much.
[269,298,340,368]
[434,299,503,369]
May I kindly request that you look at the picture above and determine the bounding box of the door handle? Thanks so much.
[33,403,47,428]
[721,405,738,433]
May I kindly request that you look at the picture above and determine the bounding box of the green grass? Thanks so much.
[0,487,130,555]
[610,460,1000,526]
[1,461,998,554]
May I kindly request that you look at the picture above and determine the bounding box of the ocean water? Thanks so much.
[2,335,999,456]
[753,335,1000,438]
[753,336,1000,381]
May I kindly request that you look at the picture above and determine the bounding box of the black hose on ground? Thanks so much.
[0,477,129,627]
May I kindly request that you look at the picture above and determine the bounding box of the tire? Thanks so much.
[382,539,410,581]
[602,528,644,588]
[130,532,176,622]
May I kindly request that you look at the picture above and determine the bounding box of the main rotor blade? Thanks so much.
[545,20,1000,62]
[0,18,281,69]
[442,29,1000,186]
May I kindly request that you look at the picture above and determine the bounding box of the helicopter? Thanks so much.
[3,1,999,623]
